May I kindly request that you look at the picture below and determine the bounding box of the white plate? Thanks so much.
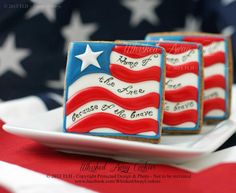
[3,107,236,164]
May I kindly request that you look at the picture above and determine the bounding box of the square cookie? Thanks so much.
[122,40,203,133]
[146,33,233,122]
[63,42,165,143]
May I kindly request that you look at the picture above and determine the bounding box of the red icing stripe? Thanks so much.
[204,98,226,116]
[204,51,225,67]
[66,87,160,115]
[110,64,161,83]
[165,86,198,102]
[163,110,198,126]
[112,45,162,58]
[204,75,226,90]
[67,113,158,134]
[157,43,198,54]
[183,36,225,46]
[166,61,198,77]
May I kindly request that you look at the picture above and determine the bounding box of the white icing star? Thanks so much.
[176,15,201,32]
[62,11,98,53]
[121,0,162,27]
[221,0,236,6]
[75,45,103,72]
[46,70,65,89]
[26,0,63,22]
[221,25,235,36]
[0,34,30,77]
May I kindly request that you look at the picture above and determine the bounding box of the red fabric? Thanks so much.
[0,125,236,193]
[0,186,12,193]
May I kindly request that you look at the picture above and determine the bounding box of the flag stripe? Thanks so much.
[183,37,225,45]
[163,122,196,128]
[203,41,225,55]
[205,63,225,78]
[157,43,198,54]
[165,73,198,90]
[110,51,161,70]
[205,109,225,117]
[66,87,160,115]
[165,86,198,102]
[112,45,162,58]
[204,87,225,100]
[66,100,158,128]
[164,100,198,112]
[203,98,226,116]
[67,73,159,99]
[110,64,161,83]
[204,75,226,90]
[204,51,225,67]
[67,113,158,134]
[166,61,198,77]
[165,49,199,65]
[163,110,198,126]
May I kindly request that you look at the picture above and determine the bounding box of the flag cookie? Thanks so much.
[146,33,233,123]
[124,40,203,133]
[63,42,165,143]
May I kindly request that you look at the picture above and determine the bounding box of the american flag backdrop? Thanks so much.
[0,0,235,141]
[64,43,164,137]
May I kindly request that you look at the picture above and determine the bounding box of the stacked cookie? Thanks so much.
[63,33,233,144]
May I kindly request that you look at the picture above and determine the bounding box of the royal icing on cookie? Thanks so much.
[146,34,231,121]
[128,40,203,131]
[63,42,165,140]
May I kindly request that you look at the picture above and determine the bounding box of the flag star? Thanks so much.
[46,70,65,89]
[26,0,62,22]
[62,11,98,53]
[221,25,235,36]
[121,0,162,27]
[0,34,30,77]
[176,15,201,32]
[221,0,236,6]
[47,93,64,105]
[75,45,103,72]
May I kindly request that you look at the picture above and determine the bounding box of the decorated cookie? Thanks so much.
[63,42,165,143]
[146,33,233,123]
[121,40,203,133]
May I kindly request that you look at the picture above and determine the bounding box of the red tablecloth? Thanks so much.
[0,124,236,193]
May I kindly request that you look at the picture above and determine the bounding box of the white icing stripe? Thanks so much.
[164,100,197,113]
[166,48,198,66]
[165,73,198,91]
[203,41,225,55]
[204,87,225,101]
[204,63,225,78]
[205,109,225,117]
[68,73,159,98]
[138,131,157,136]
[66,100,158,128]
[89,128,157,136]
[163,122,196,128]
[110,51,161,70]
